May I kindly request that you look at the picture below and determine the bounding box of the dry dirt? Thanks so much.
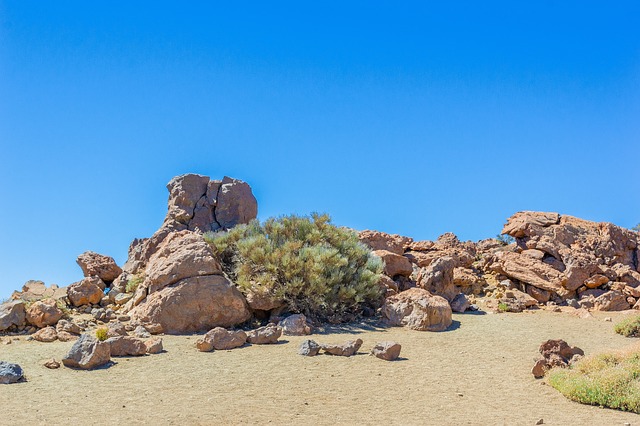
[2,309,640,425]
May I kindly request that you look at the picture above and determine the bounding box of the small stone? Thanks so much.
[43,358,60,369]
[604,317,612,322]
[535,419,544,425]
[298,340,320,356]
[0,361,24,384]
[456,392,463,397]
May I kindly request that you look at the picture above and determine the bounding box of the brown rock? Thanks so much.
[57,331,78,342]
[0,300,26,331]
[370,341,402,361]
[531,358,548,378]
[245,290,284,312]
[246,324,282,344]
[214,176,259,229]
[62,334,111,370]
[416,256,457,301]
[584,274,609,289]
[56,319,83,335]
[33,326,58,342]
[526,285,551,303]
[144,337,164,354]
[26,300,64,328]
[382,288,453,331]
[593,290,630,311]
[76,251,122,283]
[278,314,311,336]
[453,268,485,294]
[129,275,250,334]
[106,336,147,356]
[539,339,584,363]
[373,250,414,278]
[358,230,413,255]
[67,277,104,307]
[502,211,560,238]
[504,288,538,308]
[107,321,128,338]
[450,293,470,313]
[321,338,363,357]
[196,327,247,352]
[493,251,568,297]
[43,358,60,369]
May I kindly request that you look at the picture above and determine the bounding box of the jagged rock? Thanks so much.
[373,250,413,278]
[245,290,284,312]
[298,340,321,356]
[62,334,111,370]
[43,359,60,369]
[106,336,147,356]
[417,256,457,301]
[502,212,560,238]
[378,275,399,296]
[0,361,24,384]
[450,293,470,313]
[26,300,63,328]
[526,285,551,303]
[57,331,77,342]
[114,292,132,306]
[133,325,151,339]
[56,319,83,335]
[358,230,413,255]
[0,300,26,331]
[584,274,609,289]
[452,268,485,295]
[246,324,282,344]
[215,176,259,229]
[107,321,128,338]
[196,327,247,352]
[405,233,477,270]
[321,339,363,357]
[129,275,250,334]
[382,288,452,331]
[594,290,630,311]
[33,326,58,342]
[532,339,584,378]
[11,281,67,303]
[491,251,569,297]
[67,277,104,307]
[278,314,311,336]
[76,251,122,283]
[370,341,402,361]
[92,308,116,322]
[144,337,163,354]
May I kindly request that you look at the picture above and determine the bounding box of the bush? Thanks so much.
[548,345,640,413]
[204,213,384,322]
[615,316,640,337]
[95,327,108,341]
[126,274,144,294]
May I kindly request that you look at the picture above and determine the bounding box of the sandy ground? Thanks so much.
[1,309,640,425]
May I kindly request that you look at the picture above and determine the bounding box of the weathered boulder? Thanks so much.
[33,326,58,342]
[0,300,26,331]
[246,324,282,344]
[321,339,363,357]
[452,267,485,295]
[196,327,247,352]
[450,293,470,313]
[26,300,63,328]
[62,334,111,370]
[278,314,311,336]
[532,339,584,378]
[56,319,83,335]
[67,277,104,307]
[106,336,147,356]
[526,285,551,303]
[57,331,77,342]
[133,325,151,339]
[129,275,250,334]
[0,361,24,384]
[11,281,67,303]
[370,341,402,361]
[43,359,60,369]
[382,288,452,331]
[144,337,164,354]
[417,256,457,301]
[245,289,284,312]
[298,339,321,356]
[106,321,128,338]
[215,176,259,229]
[405,233,477,270]
[373,250,413,278]
[502,212,560,238]
[358,230,412,255]
[593,290,630,311]
[76,251,122,283]
[491,251,568,297]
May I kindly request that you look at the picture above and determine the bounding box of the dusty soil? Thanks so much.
[1,309,639,425]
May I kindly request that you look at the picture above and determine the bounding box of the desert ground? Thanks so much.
[1,309,639,425]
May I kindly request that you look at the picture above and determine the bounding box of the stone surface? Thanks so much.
[57,331,77,342]
[246,324,282,344]
[491,251,568,297]
[370,341,402,361]
[62,334,111,370]
[593,290,630,311]
[43,358,60,369]
[417,257,457,301]
[382,288,453,331]
[129,275,250,334]
[0,361,24,384]
[144,337,164,354]
[107,321,128,338]
[106,336,147,356]
[245,290,284,312]
[26,300,63,328]
[133,325,151,339]
[450,293,470,313]
[278,314,311,336]
[196,327,247,352]
[532,339,584,378]
[298,339,321,356]
[373,250,414,278]
[67,277,105,307]
[321,338,363,357]
[33,326,58,342]
[76,251,122,283]
[358,230,413,255]
[56,319,83,335]
[0,300,26,331]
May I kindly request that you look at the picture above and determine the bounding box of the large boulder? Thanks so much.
[382,288,452,331]
[491,251,569,297]
[62,334,111,370]
[532,339,584,378]
[373,250,413,278]
[128,275,250,334]
[358,230,413,255]
[416,256,457,301]
[0,300,26,331]
[33,326,58,342]
[370,341,402,361]
[0,361,24,384]
[67,277,104,307]
[76,251,122,283]
[106,336,147,356]
[278,314,311,336]
[196,327,247,352]
[246,324,282,344]
[25,300,63,328]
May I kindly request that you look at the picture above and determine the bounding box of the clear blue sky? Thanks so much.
[1,2,639,299]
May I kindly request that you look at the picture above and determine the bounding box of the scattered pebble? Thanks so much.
[456,393,463,397]
[43,358,60,369]
[604,317,612,322]
[536,419,544,425]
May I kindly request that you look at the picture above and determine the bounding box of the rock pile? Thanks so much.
[531,339,584,378]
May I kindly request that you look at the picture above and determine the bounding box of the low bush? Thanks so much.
[204,213,384,322]
[615,316,640,337]
[548,345,640,413]
[95,327,108,341]
[126,274,144,294]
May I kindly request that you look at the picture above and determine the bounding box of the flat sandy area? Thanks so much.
[2,309,639,425]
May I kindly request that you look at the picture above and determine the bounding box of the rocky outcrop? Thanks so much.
[26,300,63,328]
[196,327,247,352]
[370,341,402,361]
[10,281,67,303]
[62,334,111,370]
[358,230,413,255]
[532,339,584,378]
[417,257,457,302]
[373,250,414,278]
[67,277,104,307]
[382,288,452,331]
[76,251,122,283]
[0,301,26,331]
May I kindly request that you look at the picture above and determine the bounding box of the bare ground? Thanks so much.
[1,309,639,425]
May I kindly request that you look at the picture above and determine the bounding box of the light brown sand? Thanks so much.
[1,309,639,425]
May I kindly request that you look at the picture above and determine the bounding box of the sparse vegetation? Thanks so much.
[614,316,640,337]
[126,274,144,294]
[95,327,108,341]
[204,213,384,322]
[632,224,640,232]
[548,345,640,413]
[496,234,515,245]
[498,302,509,313]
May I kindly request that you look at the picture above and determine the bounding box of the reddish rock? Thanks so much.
[370,341,402,361]
[43,358,60,369]
[106,336,147,356]
[57,331,78,342]
[321,339,363,357]
[33,326,58,342]
[246,324,282,344]
[26,300,63,328]
[593,290,630,311]
[382,288,452,332]
[0,300,26,331]
[144,337,164,354]
[417,257,457,301]
[373,250,413,278]
[358,230,413,255]
[76,251,122,283]
[196,327,247,352]
[67,277,104,307]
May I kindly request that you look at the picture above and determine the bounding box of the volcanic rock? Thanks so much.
[382,288,452,331]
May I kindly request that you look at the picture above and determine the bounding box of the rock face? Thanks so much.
[11,281,67,303]
[321,339,363,357]
[67,277,104,307]
[196,327,247,352]
[278,314,311,336]
[144,337,164,354]
[370,341,402,361]
[373,250,414,278]
[62,334,111,370]
[532,339,584,378]
[417,256,457,302]
[26,300,63,328]
[246,324,282,344]
[382,288,452,331]
[0,300,26,331]
[129,275,250,334]
[359,230,413,255]
[106,336,147,356]
[76,251,122,283]
[33,326,58,342]
[0,361,24,384]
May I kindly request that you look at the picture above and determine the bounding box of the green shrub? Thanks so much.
[204,213,384,322]
[497,302,509,313]
[95,327,108,341]
[548,346,640,413]
[615,316,640,337]
[126,274,144,294]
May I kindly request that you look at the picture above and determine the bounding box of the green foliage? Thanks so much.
[497,302,509,313]
[95,327,108,341]
[496,234,515,245]
[126,274,144,294]
[204,213,384,322]
[548,347,640,413]
[632,224,640,232]
[615,316,640,337]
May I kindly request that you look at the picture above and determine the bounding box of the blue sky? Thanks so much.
[1,2,639,298]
